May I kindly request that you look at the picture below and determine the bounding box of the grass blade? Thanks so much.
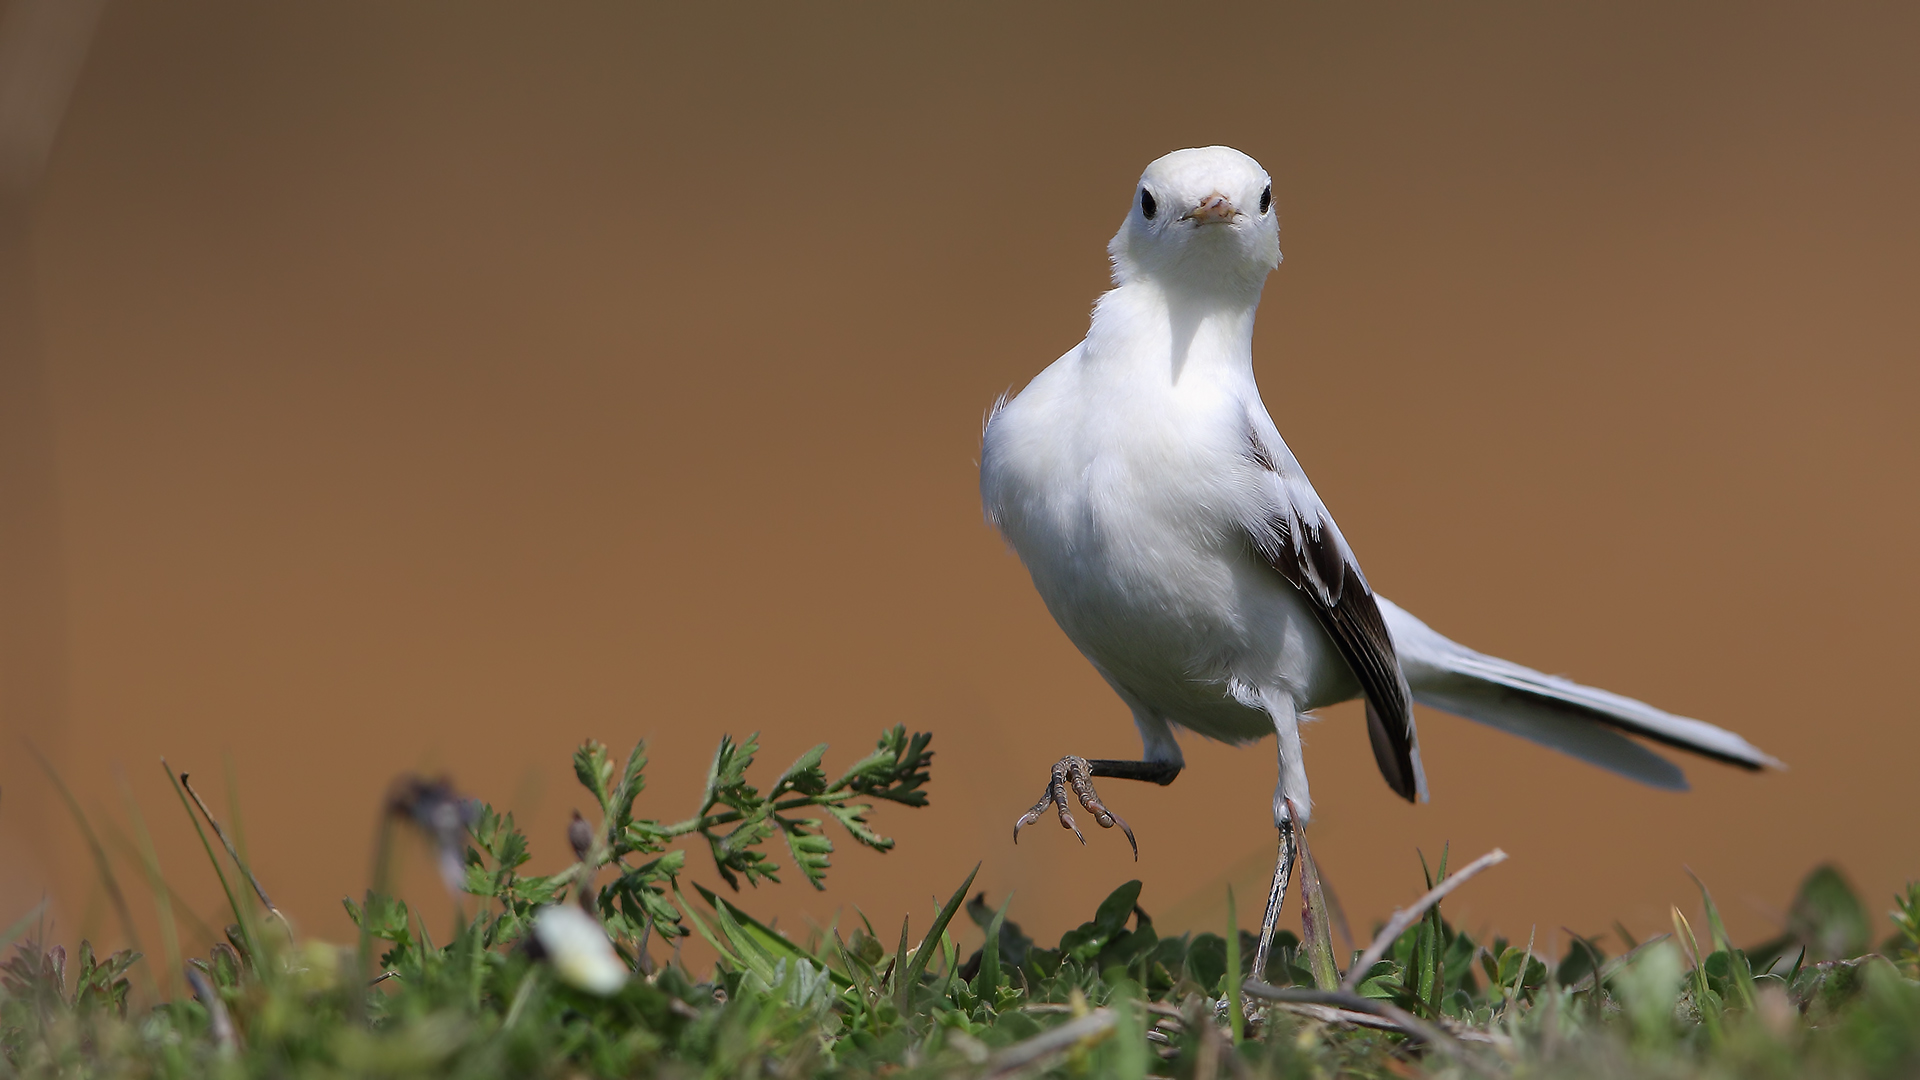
[672,881,744,972]
[0,900,47,952]
[1110,982,1149,1080]
[1509,926,1536,1007]
[693,882,851,987]
[1614,921,1640,950]
[894,861,978,1014]
[101,826,219,947]
[1686,866,1755,1009]
[31,744,143,958]
[1422,843,1450,1009]
[1563,933,1674,994]
[936,928,959,1002]
[114,777,184,997]
[1671,906,1720,1031]
[974,892,1013,996]
[708,896,778,981]
[1226,885,1244,1043]
[832,929,875,1006]
[886,914,910,996]
[1293,809,1342,991]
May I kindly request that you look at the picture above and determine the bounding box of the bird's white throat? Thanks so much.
[1084,279,1262,388]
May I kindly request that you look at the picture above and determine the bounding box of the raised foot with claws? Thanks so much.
[1012,755,1142,859]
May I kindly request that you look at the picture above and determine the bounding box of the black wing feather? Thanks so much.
[1247,427,1422,801]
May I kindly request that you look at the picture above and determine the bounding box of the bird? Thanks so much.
[978,145,1779,980]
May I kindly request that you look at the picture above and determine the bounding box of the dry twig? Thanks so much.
[1241,982,1506,1075]
[1340,848,1508,991]
[173,766,288,928]
[984,1008,1115,1077]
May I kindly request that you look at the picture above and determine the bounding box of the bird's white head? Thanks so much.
[1108,146,1280,300]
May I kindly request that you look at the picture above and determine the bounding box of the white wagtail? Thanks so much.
[979,146,1778,978]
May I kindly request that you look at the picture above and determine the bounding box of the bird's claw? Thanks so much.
[1012,755,1138,860]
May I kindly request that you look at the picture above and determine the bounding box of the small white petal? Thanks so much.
[533,905,629,995]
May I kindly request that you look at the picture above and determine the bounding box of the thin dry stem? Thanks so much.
[1340,848,1509,992]
[1242,982,1503,1075]
[984,1007,1116,1077]
[178,770,288,929]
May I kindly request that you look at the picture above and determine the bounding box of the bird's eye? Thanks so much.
[1259,186,1271,214]
[1140,188,1157,220]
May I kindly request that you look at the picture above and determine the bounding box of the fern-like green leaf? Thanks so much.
[823,802,894,851]
[573,740,616,813]
[772,744,829,798]
[779,817,834,890]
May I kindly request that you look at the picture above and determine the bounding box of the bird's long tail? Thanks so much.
[1375,596,1780,791]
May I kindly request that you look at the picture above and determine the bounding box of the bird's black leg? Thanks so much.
[1085,759,1182,785]
[1252,816,1297,984]
[1011,756,1182,860]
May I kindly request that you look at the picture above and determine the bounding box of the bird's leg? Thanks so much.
[1012,755,1180,860]
[1252,815,1297,986]
[1250,693,1309,983]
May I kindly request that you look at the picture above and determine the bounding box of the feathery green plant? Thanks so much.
[4,728,1920,1079]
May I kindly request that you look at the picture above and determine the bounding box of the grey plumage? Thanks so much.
[1379,596,1779,789]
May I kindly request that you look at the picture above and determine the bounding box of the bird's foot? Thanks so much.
[1012,755,1138,859]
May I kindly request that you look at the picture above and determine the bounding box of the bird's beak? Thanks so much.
[1179,193,1240,225]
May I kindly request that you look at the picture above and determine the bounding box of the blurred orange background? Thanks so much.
[1,1,1915,976]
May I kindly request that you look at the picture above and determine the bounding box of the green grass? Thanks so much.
[5,728,1919,1078]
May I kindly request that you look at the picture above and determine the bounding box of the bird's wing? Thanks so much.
[1242,412,1427,802]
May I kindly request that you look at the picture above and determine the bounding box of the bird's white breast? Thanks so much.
[982,289,1349,742]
